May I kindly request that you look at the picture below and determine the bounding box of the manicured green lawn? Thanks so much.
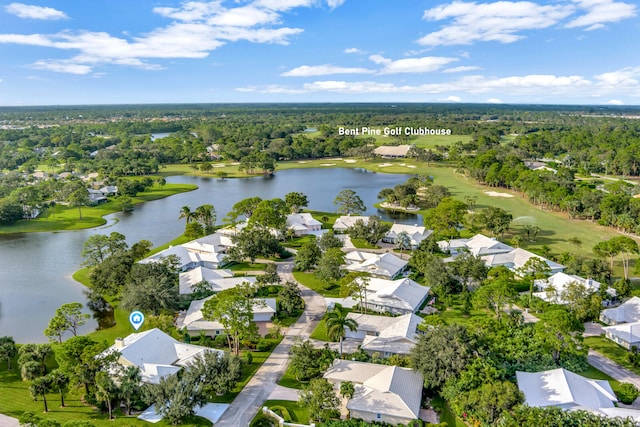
[0,183,197,234]
[584,336,640,376]
[431,395,466,427]
[0,355,208,426]
[250,400,310,426]
[226,261,268,272]
[292,271,341,297]
[350,238,380,249]
[277,366,307,390]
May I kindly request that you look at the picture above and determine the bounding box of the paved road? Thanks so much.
[214,262,326,427]
[588,349,640,389]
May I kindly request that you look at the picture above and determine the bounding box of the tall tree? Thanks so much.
[0,336,17,371]
[299,378,340,422]
[334,189,366,215]
[47,370,69,407]
[202,284,259,355]
[178,205,195,224]
[95,371,118,419]
[295,239,322,271]
[315,248,345,283]
[285,192,309,213]
[394,231,412,260]
[29,376,52,412]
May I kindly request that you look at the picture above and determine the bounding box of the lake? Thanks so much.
[0,168,419,342]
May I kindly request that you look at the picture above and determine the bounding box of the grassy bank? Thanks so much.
[0,183,197,234]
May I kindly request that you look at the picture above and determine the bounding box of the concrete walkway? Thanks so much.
[588,349,640,389]
[214,261,326,427]
[0,414,19,427]
[268,385,301,401]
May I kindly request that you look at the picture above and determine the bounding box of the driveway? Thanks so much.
[214,261,325,427]
[0,414,19,427]
[588,349,640,390]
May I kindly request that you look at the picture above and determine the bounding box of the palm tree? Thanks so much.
[30,376,52,412]
[178,205,195,224]
[48,370,69,407]
[195,204,217,230]
[395,231,412,260]
[325,308,358,357]
[0,337,17,370]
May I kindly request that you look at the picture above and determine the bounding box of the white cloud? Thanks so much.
[281,64,374,76]
[248,73,592,96]
[0,0,318,74]
[344,47,363,54]
[32,60,92,75]
[594,66,640,88]
[443,65,482,73]
[606,99,624,105]
[326,0,346,8]
[566,0,636,29]
[444,95,462,102]
[419,1,574,46]
[487,98,503,103]
[5,3,67,20]
[369,54,458,74]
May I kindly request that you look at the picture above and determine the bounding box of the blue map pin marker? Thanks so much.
[129,311,145,331]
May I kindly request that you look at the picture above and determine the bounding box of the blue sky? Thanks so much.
[0,0,638,106]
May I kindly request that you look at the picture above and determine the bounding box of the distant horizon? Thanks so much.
[0,1,637,106]
[1,101,640,110]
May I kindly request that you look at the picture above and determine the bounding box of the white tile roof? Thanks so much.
[176,297,276,332]
[324,360,423,420]
[344,251,408,278]
[534,272,612,303]
[286,213,322,229]
[604,321,640,345]
[139,245,226,269]
[333,216,370,231]
[516,368,617,413]
[347,313,423,355]
[182,233,234,254]
[481,247,564,272]
[601,297,640,324]
[384,224,432,247]
[355,277,430,313]
[178,266,234,294]
[100,328,220,384]
[437,234,513,256]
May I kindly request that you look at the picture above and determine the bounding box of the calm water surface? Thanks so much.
[0,168,419,342]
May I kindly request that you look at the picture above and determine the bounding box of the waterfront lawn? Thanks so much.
[305,210,340,229]
[292,271,340,297]
[0,183,197,234]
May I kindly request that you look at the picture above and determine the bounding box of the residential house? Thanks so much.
[345,313,423,356]
[98,185,118,196]
[87,189,107,204]
[481,247,565,274]
[344,251,408,279]
[382,224,433,249]
[373,145,413,158]
[139,245,225,271]
[601,297,640,325]
[515,368,637,420]
[324,360,423,425]
[331,277,429,315]
[603,322,640,349]
[182,232,235,255]
[533,272,614,304]
[286,213,323,236]
[437,233,514,258]
[524,160,557,173]
[99,328,221,384]
[333,215,369,233]
[175,297,277,337]
[180,267,256,294]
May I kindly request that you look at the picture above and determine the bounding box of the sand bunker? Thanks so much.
[407,165,417,168]
[379,163,392,167]
[343,159,357,163]
[484,191,514,198]
[212,164,226,168]
[298,161,308,163]
[320,163,336,166]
